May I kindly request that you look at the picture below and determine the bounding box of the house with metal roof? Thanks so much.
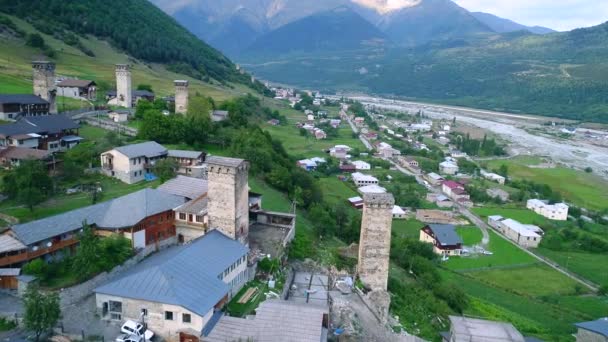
[94,230,250,342]
[420,224,463,256]
[0,94,50,120]
[168,150,207,178]
[0,115,80,151]
[575,317,608,341]
[0,188,186,268]
[57,79,97,100]
[488,216,543,248]
[101,141,168,184]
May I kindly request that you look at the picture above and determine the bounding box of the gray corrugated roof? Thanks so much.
[113,141,167,159]
[95,230,248,317]
[206,156,245,168]
[57,79,95,88]
[206,300,328,342]
[575,318,608,337]
[168,150,204,159]
[11,188,186,245]
[0,94,48,105]
[175,195,208,215]
[0,115,79,138]
[157,175,208,200]
[428,224,462,246]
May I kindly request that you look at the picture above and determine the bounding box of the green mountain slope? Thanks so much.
[0,0,247,84]
[243,23,608,122]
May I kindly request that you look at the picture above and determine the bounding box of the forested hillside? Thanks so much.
[0,0,246,85]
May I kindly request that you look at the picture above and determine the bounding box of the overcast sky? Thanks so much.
[453,0,608,31]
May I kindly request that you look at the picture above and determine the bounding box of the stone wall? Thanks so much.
[357,193,394,292]
[59,237,176,308]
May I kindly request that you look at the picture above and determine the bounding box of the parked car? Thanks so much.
[121,320,154,341]
[116,334,142,342]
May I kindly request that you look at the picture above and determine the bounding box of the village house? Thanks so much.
[425,172,444,186]
[352,160,371,170]
[0,188,186,268]
[444,316,525,342]
[352,172,379,187]
[167,150,207,178]
[376,142,400,158]
[101,141,168,184]
[488,216,543,248]
[392,206,406,219]
[364,132,378,140]
[427,194,454,208]
[354,117,365,127]
[0,94,50,120]
[480,170,506,185]
[0,115,81,151]
[95,230,249,341]
[330,145,351,159]
[442,180,469,201]
[574,317,608,342]
[210,110,229,122]
[106,90,155,107]
[297,157,326,171]
[526,199,569,220]
[340,163,357,173]
[0,147,55,170]
[439,160,459,175]
[108,109,131,123]
[449,150,468,159]
[329,119,341,128]
[57,79,97,100]
[419,224,463,256]
[348,196,364,209]
[358,184,387,195]
[314,128,327,140]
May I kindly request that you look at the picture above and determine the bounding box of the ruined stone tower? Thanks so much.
[115,64,132,108]
[32,61,57,114]
[174,80,189,114]
[357,192,394,291]
[207,156,250,244]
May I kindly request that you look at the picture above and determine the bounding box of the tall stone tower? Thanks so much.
[174,80,189,114]
[115,64,132,108]
[357,192,394,291]
[32,61,57,114]
[207,156,250,244]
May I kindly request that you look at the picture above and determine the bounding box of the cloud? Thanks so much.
[453,0,608,31]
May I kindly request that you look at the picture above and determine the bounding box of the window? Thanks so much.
[132,159,136,165]
[182,313,191,323]
[188,214,193,222]
[179,213,186,220]
[165,311,174,320]
[109,300,122,320]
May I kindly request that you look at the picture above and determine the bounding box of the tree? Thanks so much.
[71,222,102,280]
[154,158,178,183]
[585,167,593,173]
[498,164,509,178]
[2,160,53,211]
[26,33,45,48]
[183,95,213,145]
[23,284,61,342]
[136,84,153,92]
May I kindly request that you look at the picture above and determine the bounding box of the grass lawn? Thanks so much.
[318,176,358,207]
[457,226,483,245]
[226,280,268,317]
[472,207,549,225]
[264,124,364,158]
[0,175,159,223]
[469,264,587,297]
[392,219,425,239]
[484,157,608,211]
[79,125,112,141]
[248,177,292,212]
[536,248,608,287]
[440,269,593,341]
[445,230,536,270]
[0,317,17,332]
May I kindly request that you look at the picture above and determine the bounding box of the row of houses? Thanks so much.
[526,199,569,221]
[442,180,473,207]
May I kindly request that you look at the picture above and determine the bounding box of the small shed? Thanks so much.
[0,268,20,289]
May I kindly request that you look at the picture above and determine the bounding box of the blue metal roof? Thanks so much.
[428,224,462,246]
[95,230,249,317]
[11,188,186,245]
[575,318,608,337]
[114,141,167,159]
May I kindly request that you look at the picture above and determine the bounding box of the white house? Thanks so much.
[392,206,406,219]
[480,170,506,185]
[352,172,379,187]
[352,160,371,170]
[526,199,569,220]
[439,161,459,175]
[488,216,543,248]
[358,184,387,194]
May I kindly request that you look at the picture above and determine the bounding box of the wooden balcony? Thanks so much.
[0,238,79,267]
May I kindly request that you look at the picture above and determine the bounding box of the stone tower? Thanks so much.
[115,64,132,108]
[207,156,250,244]
[357,192,394,291]
[174,80,189,114]
[32,61,57,114]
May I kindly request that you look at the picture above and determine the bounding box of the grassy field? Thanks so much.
[0,176,159,223]
[392,219,426,239]
[472,207,549,225]
[457,226,483,245]
[469,264,587,297]
[537,248,608,287]
[318,176,359,207]
[226,280,268,317]
[484,156,608,211]
[0,14,247,104]
[249,177,292,213]
[445,230,536,270]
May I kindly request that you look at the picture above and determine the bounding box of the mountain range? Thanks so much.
[150,0,555,56]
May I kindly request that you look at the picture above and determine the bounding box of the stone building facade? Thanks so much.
[357,192,394,291]
[174,80,189,114]
[32,61,56,114]
[115,64,132,108]
[207,156,250,244]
